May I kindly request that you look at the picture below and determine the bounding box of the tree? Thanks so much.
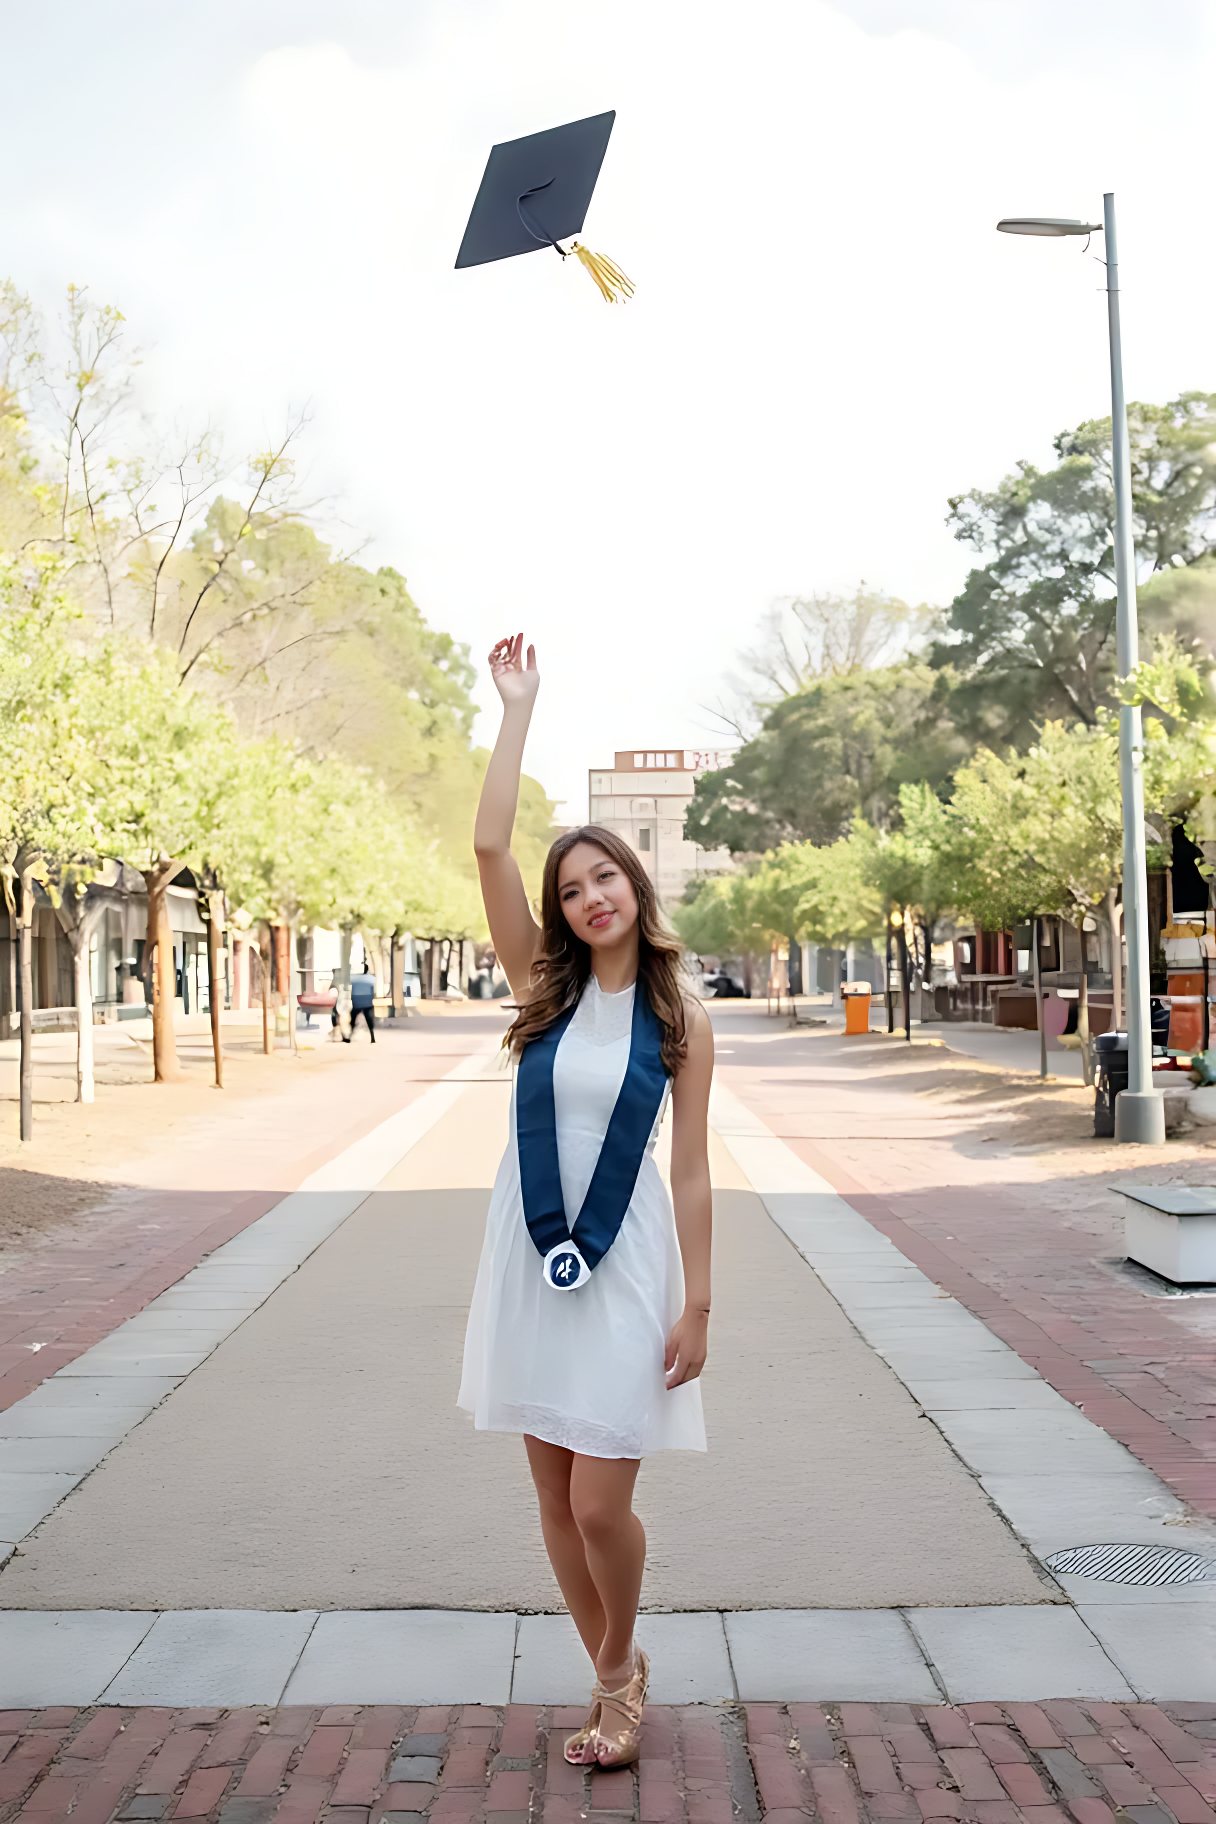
[51,864,112,1104]
[933,393,1216,746]
[686,662,963,854]
[937,751,1045,932]
[216,733,486,1050]
[722,584,938,733]
[1139,555,1216,659]
[932,729,1126,1083]
[672,875,748,961]
[889,783,957,991]
[1018,722,1124,1080]
[74,645,239,1084]
[0,567,119,1132]
[866,804,958,1039]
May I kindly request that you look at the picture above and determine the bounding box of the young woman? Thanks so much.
[459,634,713,1768]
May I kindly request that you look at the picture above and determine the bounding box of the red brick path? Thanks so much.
[0,1186,287,1415]
[0,1700,1213,1824]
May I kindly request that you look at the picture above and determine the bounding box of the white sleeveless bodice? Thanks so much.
[551,978,668,1223]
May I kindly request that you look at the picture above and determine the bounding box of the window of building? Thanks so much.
[634,755,644,767]
[638,827,651,851]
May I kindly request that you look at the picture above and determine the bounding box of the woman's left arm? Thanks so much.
[665,998,715,1390]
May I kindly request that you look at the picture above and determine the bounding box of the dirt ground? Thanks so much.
[755,1020,1216,1175]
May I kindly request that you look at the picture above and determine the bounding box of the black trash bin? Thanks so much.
[1094,1030,1129,1137]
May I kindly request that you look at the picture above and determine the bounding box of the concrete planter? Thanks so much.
[1187,1085,1216,1125]
[1115,1183,1216,1285]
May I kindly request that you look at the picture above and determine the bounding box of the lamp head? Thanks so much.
[996,217,1102,237]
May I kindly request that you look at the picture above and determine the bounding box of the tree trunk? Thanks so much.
[207,892,224,1089]
[1033,914,1047,1080]
[18,870,35,1142]
[897,918,911,1041]
[73,925,95,1104]
[1076,915,1093,1087]
[258,925,272,1054]
[885,920,894,1034]
[286,920,298,1054]
[1107,887,1123,1033]
[5,900,16,1039]
[143,866,184,1083]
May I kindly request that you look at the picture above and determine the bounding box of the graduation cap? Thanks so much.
[455,111,633,303]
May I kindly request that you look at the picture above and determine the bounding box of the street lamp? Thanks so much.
[996,195,1164,1144]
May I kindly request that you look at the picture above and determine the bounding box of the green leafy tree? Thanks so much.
[1018,723,1125,1079]
[686,662,963,854]
[673,871,773,988]
[0,566,168,1127]
[0,581,98,1136]
[932,729,1125,1081]
[80,646,239,1085]
[934,393,1216,746]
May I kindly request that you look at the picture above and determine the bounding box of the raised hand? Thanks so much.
[488,633,540,710]
[475,632,543,994]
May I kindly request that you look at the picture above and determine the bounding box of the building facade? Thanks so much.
[587,748,735,909]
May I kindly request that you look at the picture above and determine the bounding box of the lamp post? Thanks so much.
[996,196,1164,1143]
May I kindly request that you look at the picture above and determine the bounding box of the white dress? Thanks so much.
[458,976,707,1459]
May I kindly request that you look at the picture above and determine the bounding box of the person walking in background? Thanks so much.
[346,964,377,1042]
[461,633,713,1771]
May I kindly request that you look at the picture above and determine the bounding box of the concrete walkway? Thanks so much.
[0,1009,1213,1704]
[0,1079,1040,1613]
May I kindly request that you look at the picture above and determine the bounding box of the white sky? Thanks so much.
[2,0,1214,817]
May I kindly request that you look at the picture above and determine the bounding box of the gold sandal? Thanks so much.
[593,1647,649,1768]
[564,1685,604,1765]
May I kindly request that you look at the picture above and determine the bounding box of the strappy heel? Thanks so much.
[593,1647,649,1768]
[564,1686,604,1765]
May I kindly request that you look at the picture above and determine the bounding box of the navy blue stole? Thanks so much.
[516,982,669,1290]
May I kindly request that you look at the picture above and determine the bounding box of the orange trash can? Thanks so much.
[842,982,872,1035]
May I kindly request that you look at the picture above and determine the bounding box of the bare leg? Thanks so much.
[524,1435,607,1664]
[568,1454,644,1689]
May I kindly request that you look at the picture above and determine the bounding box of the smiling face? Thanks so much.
[556,841,640,951]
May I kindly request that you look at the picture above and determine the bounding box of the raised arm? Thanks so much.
[473,633,543,998]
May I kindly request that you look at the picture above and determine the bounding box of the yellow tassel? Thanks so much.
[571,242,634,303]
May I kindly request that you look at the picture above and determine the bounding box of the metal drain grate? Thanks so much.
[1045,1543,1213,1585]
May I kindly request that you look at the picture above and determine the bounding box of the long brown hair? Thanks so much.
[507,825,689,1076]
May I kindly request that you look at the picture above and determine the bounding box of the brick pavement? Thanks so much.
[0,1699,1213,1824]
[0,1186,290,1416]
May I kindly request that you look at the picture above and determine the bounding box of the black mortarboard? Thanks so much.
[455,112,633,303]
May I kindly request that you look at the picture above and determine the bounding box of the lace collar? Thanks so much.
[567,974,636,1047]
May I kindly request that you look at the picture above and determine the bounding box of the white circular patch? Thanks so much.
[542,1241,591,1291]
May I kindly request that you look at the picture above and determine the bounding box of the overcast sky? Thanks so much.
[2,1,1213,815]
